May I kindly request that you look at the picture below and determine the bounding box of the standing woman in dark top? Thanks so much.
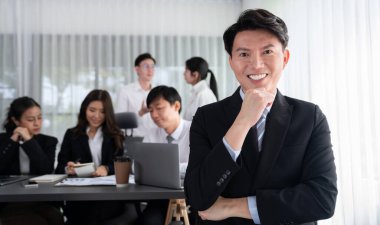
[0,97,63,225]
[55,89,125,225]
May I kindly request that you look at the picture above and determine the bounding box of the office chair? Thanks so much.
[114,112,145,218]
[114,112,138,137]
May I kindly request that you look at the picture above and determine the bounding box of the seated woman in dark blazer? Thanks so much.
[55,89,125,225]
[0,97,63,225]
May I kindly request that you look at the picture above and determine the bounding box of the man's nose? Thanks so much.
[249,54,264,68]
[150,110,158,119]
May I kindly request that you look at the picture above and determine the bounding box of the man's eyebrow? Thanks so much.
[234,47,250,52]
[262,44,275,49]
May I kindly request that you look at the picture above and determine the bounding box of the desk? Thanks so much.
[0,179,184,202]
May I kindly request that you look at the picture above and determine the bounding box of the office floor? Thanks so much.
[107,203,140,225]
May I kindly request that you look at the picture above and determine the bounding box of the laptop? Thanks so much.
[0,175,28,186]
[127,142,183,189]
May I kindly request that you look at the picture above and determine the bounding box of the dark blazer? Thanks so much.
[55,128,121,175]
[184,88,337,225]
[0,133,57,175]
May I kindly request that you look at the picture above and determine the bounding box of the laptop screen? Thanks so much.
[127,142,182,189]
[0,175,28,186]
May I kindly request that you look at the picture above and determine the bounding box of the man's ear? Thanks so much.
[173,101,181,113]
[283,48,290,69]
[134,66,140,75]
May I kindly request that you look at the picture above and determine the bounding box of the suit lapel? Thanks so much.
[78,133,92,162]
[254,91,293,187]
[223,88,243,127]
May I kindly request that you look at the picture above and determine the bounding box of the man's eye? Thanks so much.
[263,49,273,55]
[239,52,249,57]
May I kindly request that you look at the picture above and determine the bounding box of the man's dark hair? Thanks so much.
[223,8,289,56]
[146,85,182,113]
[134,53,156,66]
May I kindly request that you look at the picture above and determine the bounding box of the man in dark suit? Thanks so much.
[184,9,337,225]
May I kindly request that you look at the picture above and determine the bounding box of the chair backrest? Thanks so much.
[115,112,138,137]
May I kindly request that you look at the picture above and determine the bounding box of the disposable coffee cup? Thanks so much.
[114,155,132,187]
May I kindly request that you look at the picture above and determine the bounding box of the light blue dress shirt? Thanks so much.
[222,88,274,224]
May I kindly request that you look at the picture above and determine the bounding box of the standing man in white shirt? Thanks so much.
[115,53,156,137]
[135,85,191,225]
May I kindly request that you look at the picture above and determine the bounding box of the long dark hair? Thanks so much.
[73,89,124,152]
[185,57,218,100]
[2,97,40,133]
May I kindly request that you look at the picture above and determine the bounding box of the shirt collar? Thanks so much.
[192,80,208,93]
[86,126,103,140]
[168,118,184,140]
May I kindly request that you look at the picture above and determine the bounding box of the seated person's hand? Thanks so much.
[92,165,108,177]
[65,161,78,175]
[11,127,32,142]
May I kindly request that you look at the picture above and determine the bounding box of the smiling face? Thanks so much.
[135,58,155,83]
[13,106,42,135]
[229,29,290,93]
[86,100,105,130]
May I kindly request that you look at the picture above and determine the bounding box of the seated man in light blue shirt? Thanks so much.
[135,85,191,225]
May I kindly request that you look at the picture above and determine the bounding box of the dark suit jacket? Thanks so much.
[184,88,337,225]
[0,133,57,175]
[55,128,121,175]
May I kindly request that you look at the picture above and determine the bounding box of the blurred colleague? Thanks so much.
[183,57,218,121]
[0,97,63,225]
[55,89,125,225]
[134,85,191,225]
[185,9,337,225]
[115,52,157,137]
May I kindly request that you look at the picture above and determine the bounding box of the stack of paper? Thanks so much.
[55,175,116,186]
[29,174,68,183]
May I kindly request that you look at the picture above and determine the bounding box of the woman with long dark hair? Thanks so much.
[0,97,63,225]
[183,57,218,120]
[55,89,125,225]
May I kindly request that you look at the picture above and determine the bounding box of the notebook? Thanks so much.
[128,142,183,189]
[0,175,28,186]
[29,174,68,183]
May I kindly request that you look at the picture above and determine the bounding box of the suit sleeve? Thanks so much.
[55,130,72,174]
[256,106,337,224]
[0,134,19,173]
[22,135,58,174]
[184,108,241,211]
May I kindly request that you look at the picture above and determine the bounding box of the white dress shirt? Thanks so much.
[87,127,103,168]
[115,81,155,137]
[143,118,191,176]
[183,80,217,121]
[19,146,30,174]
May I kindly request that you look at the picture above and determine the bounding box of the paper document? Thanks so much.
[55,175,135,186]
[30,174,67,183]
[73,162,95,177]
[55,175,116,186]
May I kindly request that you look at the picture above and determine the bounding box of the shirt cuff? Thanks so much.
[222,137,241,161]
[248,196,261,224]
